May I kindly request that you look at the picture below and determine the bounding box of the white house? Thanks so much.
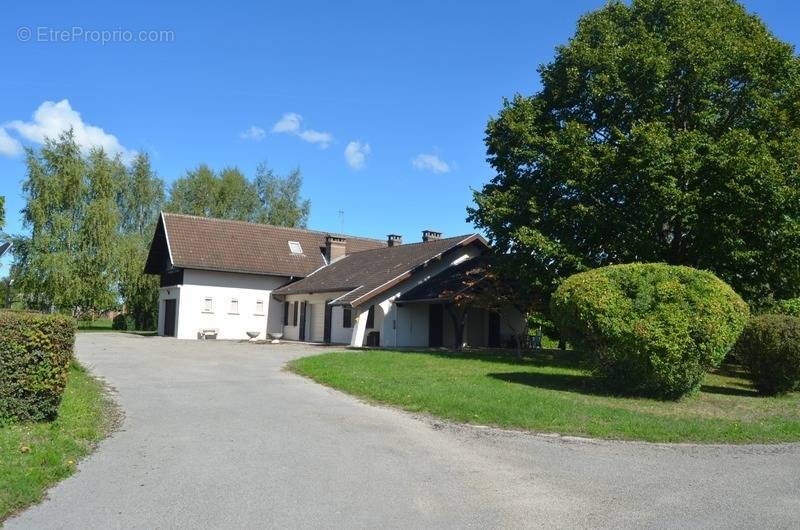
[144,213,525,347]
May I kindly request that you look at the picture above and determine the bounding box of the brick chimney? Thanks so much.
[387,234,402,247]
[325,235,347,263]
[422,230,442,242]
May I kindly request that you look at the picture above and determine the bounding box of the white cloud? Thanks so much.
[412,153,451,174]
[298,129,333,147]
[239,125,266,141]
[271,112,302,134]
[271,112,332,149]
[344,141,370,170]
[0,127,22,157]
[4,99,134,161]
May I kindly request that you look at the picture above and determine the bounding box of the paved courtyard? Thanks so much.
[8,333,800,529]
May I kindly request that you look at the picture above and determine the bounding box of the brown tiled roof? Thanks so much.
[144,213,386,277]
[272,234,488,307]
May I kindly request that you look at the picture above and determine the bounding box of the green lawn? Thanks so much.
[289,349,800,444]
[76,318,112,331]
[0,362,115,521]
[77,318,155,336]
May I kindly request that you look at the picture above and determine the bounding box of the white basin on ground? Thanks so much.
[268,332,283,344]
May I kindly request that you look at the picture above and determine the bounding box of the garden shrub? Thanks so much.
[111,313,135,331]
[734,314,800,395]
[0,311,76,423]
[550,263,749,399]
[767,298,800,318]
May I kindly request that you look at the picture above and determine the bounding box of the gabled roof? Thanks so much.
[144,213,386,278]
[272,234,488,307]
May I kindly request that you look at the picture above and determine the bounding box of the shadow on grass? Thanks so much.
[700,384,758,397]
[488,371,615,397]
[387,347,585,370]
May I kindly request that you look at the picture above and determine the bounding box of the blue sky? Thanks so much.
[1,0,798,270]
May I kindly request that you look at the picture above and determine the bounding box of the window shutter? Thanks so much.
[343,307,352,328]
[283,302,289,325]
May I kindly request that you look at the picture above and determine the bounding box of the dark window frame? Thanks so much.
[283,301,289,325]
[293,301,299,326]
[342,307,352,328]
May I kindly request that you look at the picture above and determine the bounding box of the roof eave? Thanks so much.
[349,234,487,308]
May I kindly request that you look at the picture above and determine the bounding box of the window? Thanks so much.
[288,241,303,254]
[366,305,375,328]
[230,298,239,314]
[283,301,289,325]
[255,299,264,315]
[203,297,213,313]
[293,301,299,326]
[342,307,352,328]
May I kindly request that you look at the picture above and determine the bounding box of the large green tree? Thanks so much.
[13,130,86,311]
[117,153,164,330]
[119,153,164,235]
[254,163,310,228]
[166,165,262,221]
[166,162,311,228]
[75,149,122,313]
[468,0,800,305]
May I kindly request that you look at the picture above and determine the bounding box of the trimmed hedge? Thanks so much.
[551,263,749,399]
[0,311,76,423]
[735,314,800,395]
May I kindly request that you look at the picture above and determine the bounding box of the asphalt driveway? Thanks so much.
[8,333,800,529]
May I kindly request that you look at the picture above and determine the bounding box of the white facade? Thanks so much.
[156,241,525,348]
[157,269,287,340]
[282,292,355,344]
[277,242,526,348]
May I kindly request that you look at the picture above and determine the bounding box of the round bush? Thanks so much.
[734,314,800,395]
[550,263,749,399]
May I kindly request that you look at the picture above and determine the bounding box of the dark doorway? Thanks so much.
[488,311,501,347]
[163,299,177,337]
[299,301,307,341]
[323,301,333,343]
[428,304,443,347]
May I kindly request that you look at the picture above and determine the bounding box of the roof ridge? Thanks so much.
[161,211,386,243]
[338,233,476,257]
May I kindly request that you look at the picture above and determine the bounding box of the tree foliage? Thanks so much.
[254,163,310,228]
[166,165,262,222]
[165,162,311,228]
[0,195,5,233]
[118,153,164,235]
[469,0,800,304]
[116,153,164,330]
[13,130,89,312]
